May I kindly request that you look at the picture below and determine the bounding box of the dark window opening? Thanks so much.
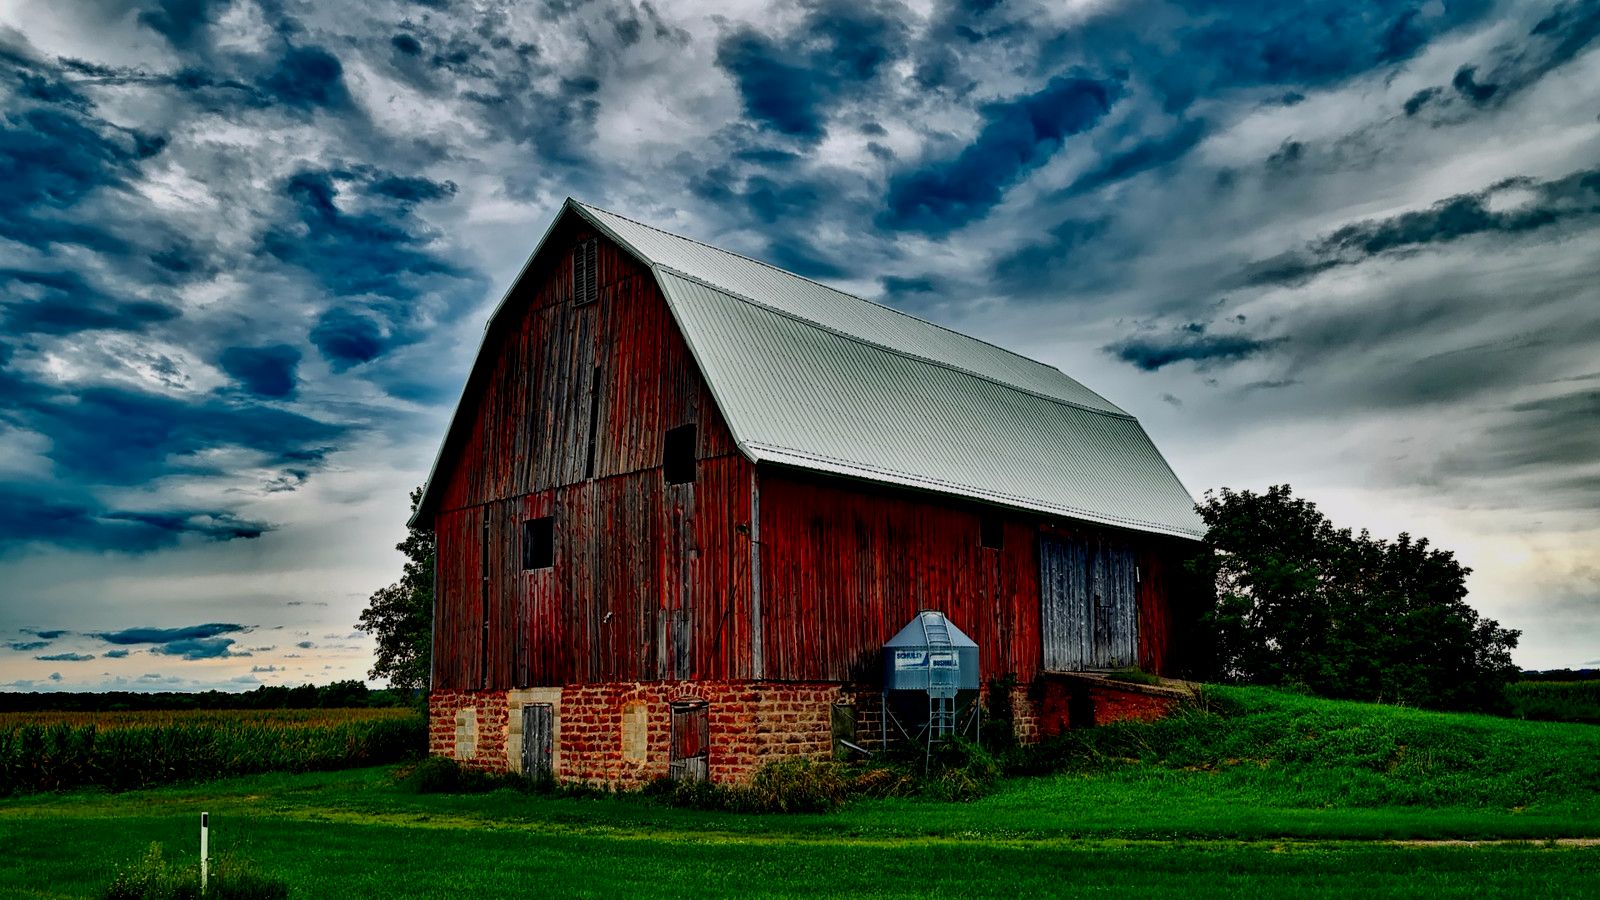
[573,238,598,305]
[664,423,697,484]
[980,514,1004,550]
[522,516,554,570]
[584,366,602,480]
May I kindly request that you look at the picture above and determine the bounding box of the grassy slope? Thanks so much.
[2,687,1598,898]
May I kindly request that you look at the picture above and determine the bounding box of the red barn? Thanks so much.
[413,200,1207,784]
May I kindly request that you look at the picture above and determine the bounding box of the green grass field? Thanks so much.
[2,687,1597,898]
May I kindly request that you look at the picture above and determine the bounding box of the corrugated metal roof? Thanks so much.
[414,199,1203,539]
[651,269,1203,538]
[571,202,1128,417]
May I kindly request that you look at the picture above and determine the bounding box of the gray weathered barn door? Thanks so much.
[668,700,709,782]
[521,703,554,780]
[1039,535,1138,670]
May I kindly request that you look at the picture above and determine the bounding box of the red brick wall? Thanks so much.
[429,681,846,786]
[1017,677,1179,740]
[430,676,1180,786]
[429,689,511,769]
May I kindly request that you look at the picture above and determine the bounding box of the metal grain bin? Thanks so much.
[882,611,980,694]
[881,611,981,750]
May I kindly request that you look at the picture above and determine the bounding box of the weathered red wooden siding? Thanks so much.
[435,225,737,513]
[757,470,1044,683]
[429,220,753,690]
[758,470,1195,683]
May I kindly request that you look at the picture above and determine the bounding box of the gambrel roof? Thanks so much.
[415,199,1204,539]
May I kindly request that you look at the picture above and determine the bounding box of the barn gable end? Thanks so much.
[427,212,753,692]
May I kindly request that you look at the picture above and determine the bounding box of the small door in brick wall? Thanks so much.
[668,700,709,782]
[521,703,554,779]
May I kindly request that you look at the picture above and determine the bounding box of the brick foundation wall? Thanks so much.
[429,681,849,787]
[429,675,1180,786]
[1016,676,1180,740]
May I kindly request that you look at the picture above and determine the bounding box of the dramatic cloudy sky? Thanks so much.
[1,0,1597,691]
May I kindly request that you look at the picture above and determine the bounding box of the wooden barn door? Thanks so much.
[1039,535,1138,670]
[521,703,553,780]
[668,700,709,782]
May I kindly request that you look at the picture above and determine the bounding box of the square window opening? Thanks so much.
[522,516,555,570]
[980,514,1004,550]
[664,424,697,485]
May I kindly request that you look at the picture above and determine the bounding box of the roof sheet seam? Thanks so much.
[653,265,1137,422]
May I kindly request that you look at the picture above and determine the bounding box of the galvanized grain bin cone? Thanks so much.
[881,611,981,754]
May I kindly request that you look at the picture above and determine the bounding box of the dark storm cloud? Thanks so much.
[9,385,342,485]
[265,168,459,296]
[262,167,473,368]
[1243,167,1600,287]
[35,652,94,662]
[101,509,267,541]
[93,623,247,645]
[716,0,910,141]
[218,344,302,398]
[258,45,350,110]
[993,217,1110,295]
[1447,389,1600,476]
[1,269,180,335]
[1401,1,1600,119]
[1105,322,1281,371]
[1404,86,1441,116]
[1061,119,1208,198]
[103,649,130,659]
[0,97,166,254]
[152,637,245,659]
[369,175,458,204]
[1452,65,1500,104]
[881,76,1115,233]
[1123,0,1492,113]
[0,482,272,553]
[907,0,1499,223]
[135,0,230,50]
[309,309,386,369]
[7,641,50,652]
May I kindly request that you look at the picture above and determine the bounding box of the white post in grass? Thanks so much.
[200,811,209,893]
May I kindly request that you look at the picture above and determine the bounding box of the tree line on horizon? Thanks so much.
[0,680,415,712]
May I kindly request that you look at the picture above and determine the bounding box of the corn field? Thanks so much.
[0,708,425,795]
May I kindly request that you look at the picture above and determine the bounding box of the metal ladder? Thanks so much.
[920,613,957,740]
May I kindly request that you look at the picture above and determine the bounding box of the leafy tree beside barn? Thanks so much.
[1192,485,1520,711]
[356,488,434,692]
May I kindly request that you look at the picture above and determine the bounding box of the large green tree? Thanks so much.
[1193,485,1520,711]
[356,488,434,692]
